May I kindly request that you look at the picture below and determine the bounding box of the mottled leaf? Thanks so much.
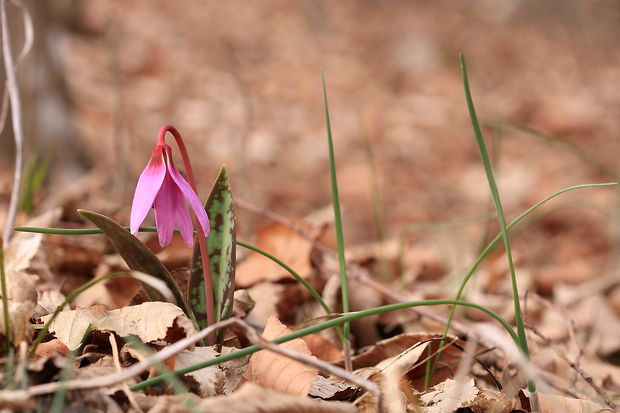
[78,209,191,316]
[189,166,236,332]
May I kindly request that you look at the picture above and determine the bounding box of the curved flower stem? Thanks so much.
[159,125,215,344]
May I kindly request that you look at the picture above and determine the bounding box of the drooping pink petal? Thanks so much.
[164,149,210,237]
[130,146,167,235]
[174,190,195,247]
[153,172,177,247]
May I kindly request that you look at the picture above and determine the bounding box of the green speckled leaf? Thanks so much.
[78,209,191,317]
[189,166,236,333]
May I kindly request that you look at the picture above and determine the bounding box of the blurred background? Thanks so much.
[2,0,620,298]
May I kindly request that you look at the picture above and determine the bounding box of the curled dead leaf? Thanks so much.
[41,302,196,350]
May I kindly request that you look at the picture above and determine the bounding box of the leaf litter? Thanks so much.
[2,2,620,412]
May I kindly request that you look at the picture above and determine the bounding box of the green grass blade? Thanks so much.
[50,352,75,413]
[321,73,351,339]
[125,336,201,413]
[130,298,519,391]
[460,54,526,354]
[189,166,236,335]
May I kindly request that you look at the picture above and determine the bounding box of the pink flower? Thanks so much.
[130,143,210,247]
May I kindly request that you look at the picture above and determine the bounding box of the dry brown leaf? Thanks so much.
[236,221,318,288]
[1,209,61,346]
[31,338,70,361]
[245,282,285,326]
[134,382,356,413]
[352,333,435,369]
[0,301,35,347]
[536,392,609,413]
[243,314,319,396]
[322,275,382,347]
[309,376,357,400]
[199,383,356,413]
[173,346,223,397]
[419,377,514,413]
[73,266,142,310]
[302,334,342,362]
[41,302,196,350]
[232,289,255,319]
[356,341,429,413]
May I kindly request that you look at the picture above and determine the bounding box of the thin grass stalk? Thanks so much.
[460,54,525,350]
[130,298,519,391]
[459,53,532,392]
[0,243,10,350]
[321,72,352,371]
[50,351,75,413]
[125,336,201,413]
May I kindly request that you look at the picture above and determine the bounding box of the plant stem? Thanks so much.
[459,54,533,392]
[321,72,352,371]
[158,125,215,345]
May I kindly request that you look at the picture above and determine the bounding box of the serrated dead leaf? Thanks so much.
[41,302,196,350]
[243,314,319,396]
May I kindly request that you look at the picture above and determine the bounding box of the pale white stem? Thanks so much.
[1,0,32,243]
